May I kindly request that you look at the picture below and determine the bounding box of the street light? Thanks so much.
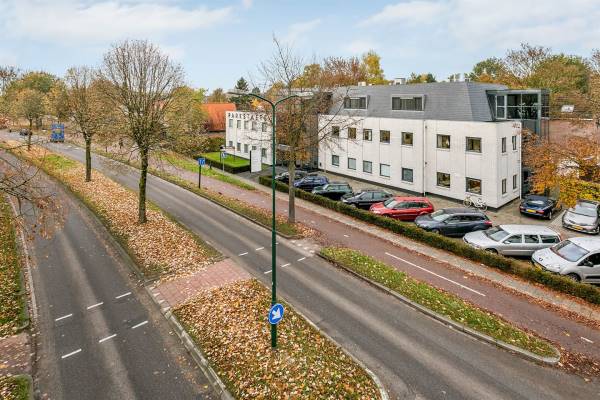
[228,89,311,348]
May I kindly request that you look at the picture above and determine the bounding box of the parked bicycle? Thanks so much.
[464,194,488,212]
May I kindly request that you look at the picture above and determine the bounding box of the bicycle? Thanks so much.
[464,194,487,212]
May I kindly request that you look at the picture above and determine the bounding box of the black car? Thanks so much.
[274,170,308,184]
[341,189,393,209]
[415,208,492,237]
[293,175,329,191]
[519,195,561,219]
[19,128,31,136]
[311,182,353,201]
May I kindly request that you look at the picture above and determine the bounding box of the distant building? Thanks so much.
[202,103,236,133]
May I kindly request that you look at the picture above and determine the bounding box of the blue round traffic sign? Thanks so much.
[268,303,284,325]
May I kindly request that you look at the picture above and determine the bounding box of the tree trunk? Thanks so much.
[84,136,92,182]
[27,119,32,150]
[287,158,296,224]
[138,147,148,224]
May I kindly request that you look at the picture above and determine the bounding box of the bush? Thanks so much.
[259,176,600,305]
[202,151,250,174]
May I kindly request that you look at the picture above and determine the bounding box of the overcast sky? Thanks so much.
[1,0,599,91]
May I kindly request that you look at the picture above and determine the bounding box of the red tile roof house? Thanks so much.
[202,103,236,133]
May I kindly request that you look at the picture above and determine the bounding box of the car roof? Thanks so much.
[498,224,559,235]
[330,181,350,185]
[568,237,600,252]
[359,188,391,193]
[393,196,430,202]
[441,207,484,214]
[524,195,550,201]
[577,199,600,207]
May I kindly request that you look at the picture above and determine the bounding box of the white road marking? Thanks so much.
[255,247,265,251]
[343,234,350,238]
[238,252,248,256]
[86,302,104,310]
[115,292,131,299]
[264,270,272,274]
[131,320,148,329]
[158,299,165,304]
[303,247,310,251]
[99,334,117,343]
[309,250,315,254]
[61,349,82,359]
[297,257,306,262]
[581,336,594,344]
[281,263,291,268]
[385,252,486,297]
[296,243,302,246]
[55,314,73,322]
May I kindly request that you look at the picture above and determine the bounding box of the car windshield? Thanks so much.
[551,240,589,262]
[571,204,597,217]
[383,198,398,209]
[484,227,509,241]
[430,210,451,222]
[527,200,545,206]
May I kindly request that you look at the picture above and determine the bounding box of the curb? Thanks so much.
[318,253,561,365]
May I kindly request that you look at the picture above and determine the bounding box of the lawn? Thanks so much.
[202,151,250,167]
[0,375,30,400]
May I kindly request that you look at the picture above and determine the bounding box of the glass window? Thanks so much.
[228,140,233,147]
[512,135,517,150]
[541,235,559,244]
[262,122,267,132]
[437,172,450,188]
[552,240,589,262]
[466,177,482,194]
[402,132,413,146]
[466,137,481,153]
[332,126,340,137]
[251,121,257,130]
[380,130,391,143]
[363,160,372,173]
[332,155,339,166]
[236,142,241,151]
[513,174,518,189]
[437,135,450,149]
[228,119,233,127]
[496,95,506,119]
[348,157,356,170]
[402,168,413,182]
[236,120,241,129]
[244,120,249,129]
[244,144,249,153]
[363,129,372,141]
[502,179,507,194]
[505,235,522,244]
[501,137,507,153]
[524,235,539,244]
[392,96,423,111]
[484,227,509,242]
[252,145,257,150]
[344,97,367,109]
[348,127,357,139]
[379,163,390,177]
[261,148,267,158]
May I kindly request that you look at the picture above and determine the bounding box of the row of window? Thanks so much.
[343,96,423,111]
[228,119,269,132]
[229,140,268,158]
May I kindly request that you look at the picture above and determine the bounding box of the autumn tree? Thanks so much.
[99,40,185,223]
[361,50,387,85]
[0,66,19,95]
[321,56,367,86]
[45,79,70,123]
[12,88,45,149]
[406,72,436,83]
[206,88,228,103]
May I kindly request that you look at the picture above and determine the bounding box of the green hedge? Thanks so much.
[260,175,600,305]
[201,152,250,174]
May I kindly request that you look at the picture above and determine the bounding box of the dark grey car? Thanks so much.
[415,208,492,237]
[562,199,600,235]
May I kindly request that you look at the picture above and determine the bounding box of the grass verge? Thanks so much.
[174,279,381,399]
[0,375,30,400]
[0,198,26,337]
[321,246,557,358]
[202,151,249,168]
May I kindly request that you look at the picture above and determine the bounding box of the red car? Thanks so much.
[370,196,434,221]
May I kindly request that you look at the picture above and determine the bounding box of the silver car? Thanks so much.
[562,199,600,235]
[532,237,600,283]
[463,224,561,256]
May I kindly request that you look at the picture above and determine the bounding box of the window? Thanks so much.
[437,172,451,188]
[513,174,518,189]
[251,121,257,130]
[379,163,390,177]
[540,235,560,244]
[244,120,249,130]
[402,168,413,183]
[437,135,450,149]
[348,127,357,139]
[228,119,233,128]
[262,122,267,132]
[343,97,367,109]
[332,126,340,137]
[505,235,522,244]
[252,145,257,150]
[332,155,339,166]
[512,135,517,150]
[502,178,507,194]
[363,160,372,173]
[261,148,267,158]
[348,157,356,170]
[402,132,413,146]
[466,137,481,153]
[380,130,390,143]
[524,235,540,244]
[466,177,482,194]
[363,129,372,141]
[236,142,241,151]
[244,144,249,153]
[392,96,423,111]
[228,140,233,147]
[501,137,507,153]
[236,120,241,129]
[496,95,506,119]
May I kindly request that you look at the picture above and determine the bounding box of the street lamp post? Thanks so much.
[228,90,309,348]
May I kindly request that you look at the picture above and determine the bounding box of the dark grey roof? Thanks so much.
[330,82,508,122]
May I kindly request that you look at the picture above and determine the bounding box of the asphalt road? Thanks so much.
[11,135,600,399]
[5,153,217,399]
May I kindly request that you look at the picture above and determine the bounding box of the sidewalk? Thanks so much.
[0,333,31,377]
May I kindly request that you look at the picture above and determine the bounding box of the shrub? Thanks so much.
[202,151,250,174]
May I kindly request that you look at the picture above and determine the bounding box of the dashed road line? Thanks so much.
[255,247,264,251]
[281,263,291,268]
[86,302,104,310]
[297,257,306,262]
[61,349,82,359]
[115,292,131,299]
[238,252,248,256]
[131,320,148,330]
[99,334,117,343]
[264,269,272,274]
[55,313,73,322]
[343,234,350,238]
[385,252,486,297]
[581,336,594,344]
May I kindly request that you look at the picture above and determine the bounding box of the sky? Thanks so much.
[1,0,600,92]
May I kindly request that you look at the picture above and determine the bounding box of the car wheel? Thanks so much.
[547,211,553,220]
[431,229,440,234]
[566,273,581,282]
[485,248,498,254]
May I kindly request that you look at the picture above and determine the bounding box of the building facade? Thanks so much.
[225,110,273,164]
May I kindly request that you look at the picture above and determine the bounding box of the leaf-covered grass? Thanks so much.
[321,247,558,359]
[0,199,26,337]
[174,279,381,399]
[0,375,30,400]
[158,151,256,190]
[201,151,250,168]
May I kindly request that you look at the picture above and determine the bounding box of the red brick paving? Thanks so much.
[0,332,31,377]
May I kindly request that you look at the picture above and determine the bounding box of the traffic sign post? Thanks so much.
[268,303,284,325]
[197,157,205,188]
[220,151,227,172]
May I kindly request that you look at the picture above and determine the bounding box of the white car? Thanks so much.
[531,237,600,283]
[463,224,561,256]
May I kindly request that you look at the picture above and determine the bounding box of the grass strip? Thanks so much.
[320,246,557,358]
[0,375,30,400]
[0,198,26,336]
[201,151,250,168]
[174,279,381,399]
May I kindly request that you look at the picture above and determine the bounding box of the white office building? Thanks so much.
[225,111,273,164]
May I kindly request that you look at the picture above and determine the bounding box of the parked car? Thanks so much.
[370,196,434,221]
[19,128,31,136]
[562,199,600,235]
[532,237,600,282]
[311,182,353,201]
[415,208,492,237]
[341,189,393,209]
[293,175,329,191]
[274,170,308,184]
[519,195,561,219]
[463,224,561,256]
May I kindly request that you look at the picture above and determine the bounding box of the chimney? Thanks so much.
[357,81,367,87]
[393,77,406,85]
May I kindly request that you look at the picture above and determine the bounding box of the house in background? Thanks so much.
[202,103,236,133]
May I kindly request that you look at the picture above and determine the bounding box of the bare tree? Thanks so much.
[98,40,184,223]
[0,66,19,95]
[12,88,45,150]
